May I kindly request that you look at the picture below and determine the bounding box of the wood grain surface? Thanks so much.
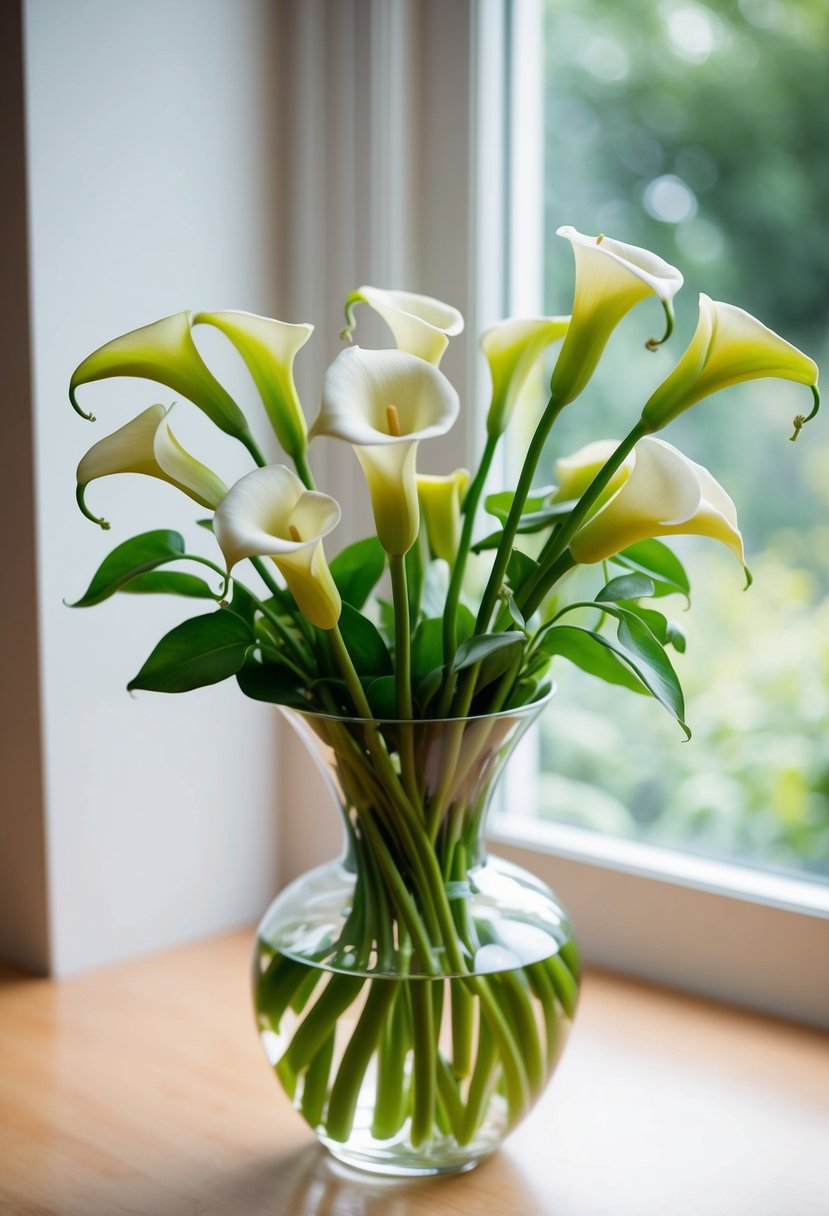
[1,930,827,1216]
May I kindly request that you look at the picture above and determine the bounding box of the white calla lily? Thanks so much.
[481,316,570,436]
[568,436,746,570]
[69,311,249,439]
[341,287,464,366]
[550,226,684,407]
[312,346,460,555]
[641,294,820,438]
[213,465,342,630]
[417,469,470,563]
[76,404,228,529]
[192,310,313,462]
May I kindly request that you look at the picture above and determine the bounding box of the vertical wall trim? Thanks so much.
[0,0,50,973]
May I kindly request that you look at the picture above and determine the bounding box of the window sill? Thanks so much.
[491,818,829,1029]
[2,930,827,1215]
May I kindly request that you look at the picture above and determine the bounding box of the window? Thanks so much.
[491,0,829,1022]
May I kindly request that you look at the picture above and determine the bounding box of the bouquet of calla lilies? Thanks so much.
[68,226,821,1161]
[69,226,819,741]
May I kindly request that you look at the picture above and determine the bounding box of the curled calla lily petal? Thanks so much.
[213,465,341,629]
[568,436,746,569]
[341,286,464,366]
[417,469,470,563]
[76,404,228,529]
[552,439,636,510]
[550,227,684,407]
[641,294,820,439]
[312,346,460,555]
[481,316,570,436]
[192,310,313,460]
[69,312,250,440]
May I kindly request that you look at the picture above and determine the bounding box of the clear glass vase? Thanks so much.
[252,699,579,1177]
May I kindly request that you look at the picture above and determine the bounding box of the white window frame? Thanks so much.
[274,0,829,1028]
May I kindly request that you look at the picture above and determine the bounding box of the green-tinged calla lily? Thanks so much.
[76,404,228,529]
[568,436,746,571]
[640,293,820,439]
[552,439,636,508]
[341,287,464,366]
[192,310,313,460]
[417,469,470,563]
[69,311,250,440]
[213,465,342,630]
[482,316,570,436]
[550,226,684,407]
[312,346,460,555]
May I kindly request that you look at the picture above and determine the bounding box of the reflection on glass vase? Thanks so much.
[252,698,579,1177]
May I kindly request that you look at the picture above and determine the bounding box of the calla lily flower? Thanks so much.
[552,439,636,509]
[192,310,313,461]
[69,311,250,441]
[640,294,820,438]
[341,287,464,366]
[481,316,570,436]
[417,469,470,563]
[76,404,228,529]
[568,436,746,571]
[550,226,684,407]
[213,465,342,630]
[312,346,460,555]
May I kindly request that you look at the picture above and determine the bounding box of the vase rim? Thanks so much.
[280,684,556,728]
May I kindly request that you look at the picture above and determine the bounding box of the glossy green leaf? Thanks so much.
[337,604,392,678]
[596,573,655,603]
[236,658,310,708]
[412,618,444,680]
[485,487,556,524]
[68,530,187,607]
[612,538,690,602]
[537,625,648,693]
[127,609,254,693]
[367,675,398,718]
[452,632,524,690]
[120,571,217,599]
[329,537,386,610]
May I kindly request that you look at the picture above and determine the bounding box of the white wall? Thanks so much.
[19,0,285,974]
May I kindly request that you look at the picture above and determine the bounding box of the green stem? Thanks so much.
[294,449,316,491]
[475,394,564,635]
[518,422,646,618]
[240,430,268,467]
[389,554,418,805]
[325,981,398,1142]
[443,432,500,665]
[409,980,436,1147]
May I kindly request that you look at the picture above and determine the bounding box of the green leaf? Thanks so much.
[367,675,398,718]
[506,548,539,593]
[68,530,187,607]
[120,571,216,599]
[416,666,444,713]
[412,617,444,680]
[537,625,648,693]
[612,539,690,602]
[196,518,214,532]
[224,579,257,626]
[596,573,655,603]
[128,610,254,693]
[330,537,386,610]
[485,487,556,524]
[337,603,392,678]
[619,604,686,653]
[236,658,310,708]
[452,632,524,690]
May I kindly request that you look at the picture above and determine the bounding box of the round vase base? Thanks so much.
[320,1136,489,1178]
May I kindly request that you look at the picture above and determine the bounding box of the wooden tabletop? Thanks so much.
[1,930,827,1216]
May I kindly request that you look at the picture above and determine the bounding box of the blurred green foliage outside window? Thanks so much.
[530,0,829,879]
